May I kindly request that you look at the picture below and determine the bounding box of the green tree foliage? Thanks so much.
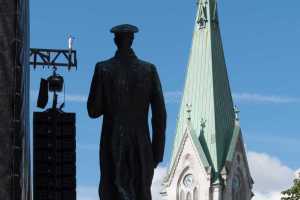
[281,179,300,200]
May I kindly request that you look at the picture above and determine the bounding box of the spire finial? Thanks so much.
[234,105,240,121]
[197,0,208,29]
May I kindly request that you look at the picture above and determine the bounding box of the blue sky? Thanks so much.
[30,0,300,198]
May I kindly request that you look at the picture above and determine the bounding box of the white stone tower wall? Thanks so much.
[222,138,253,200]
[164,131,211,200]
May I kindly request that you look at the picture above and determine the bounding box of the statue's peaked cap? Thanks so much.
[110,24,139,34]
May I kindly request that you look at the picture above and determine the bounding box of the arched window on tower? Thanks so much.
[232,169,246,200]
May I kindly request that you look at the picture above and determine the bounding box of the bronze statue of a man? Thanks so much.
[87,24,167,200]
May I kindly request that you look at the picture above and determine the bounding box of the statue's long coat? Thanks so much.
[87,50,167,200]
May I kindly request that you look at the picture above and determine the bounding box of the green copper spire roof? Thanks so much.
[169,0,235,180]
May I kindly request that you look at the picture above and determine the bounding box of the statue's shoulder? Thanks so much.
[94,58,115,71]
[135,59,157,73]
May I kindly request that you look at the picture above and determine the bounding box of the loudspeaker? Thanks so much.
[37,79,49,109]
[33,109,76,200]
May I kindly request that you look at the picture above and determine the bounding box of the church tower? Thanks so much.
[162,1,254,200]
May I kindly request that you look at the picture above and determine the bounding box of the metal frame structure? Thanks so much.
[30,45,78,200]
[30,48,77,70]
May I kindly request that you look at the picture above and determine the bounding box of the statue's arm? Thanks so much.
[87,63,103,118]
[150,65,167,167]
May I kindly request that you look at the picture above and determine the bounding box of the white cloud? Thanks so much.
[233,93,300,104]
[30,90,88,103]
[65,94,87,103]
[248,151,294,192]
[67,92,300,105]
[31,90,183,104]
[32,89,300,105]
[248,151,297,200]
[65,91,182,104]
[163,91,300,104]
[253,191,282,200]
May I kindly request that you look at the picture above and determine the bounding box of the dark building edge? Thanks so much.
[21,0,31,199]
[15,0,31,199]
[0,0,31,199]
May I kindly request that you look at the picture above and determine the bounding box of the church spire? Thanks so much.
[170,0,235,180]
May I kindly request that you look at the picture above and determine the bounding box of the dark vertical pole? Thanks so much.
[0,0,30,199]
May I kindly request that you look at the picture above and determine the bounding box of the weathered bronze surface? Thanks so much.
[87,25,167,200]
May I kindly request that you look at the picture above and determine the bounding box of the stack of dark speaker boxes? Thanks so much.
[33,109,76,200]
